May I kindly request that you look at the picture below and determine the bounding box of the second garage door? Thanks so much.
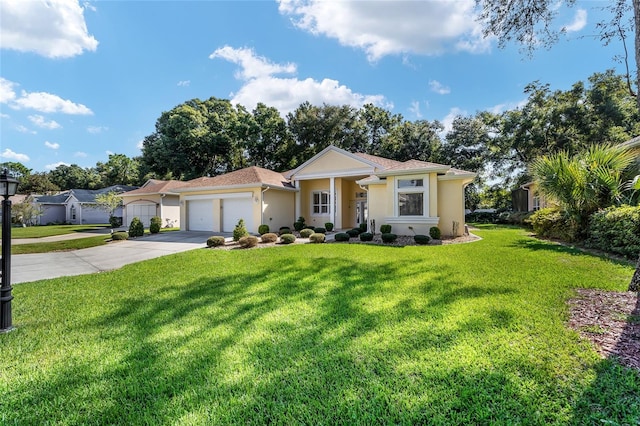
[126,203,156,227]
[222,198,253,232]
[188,199,214,231]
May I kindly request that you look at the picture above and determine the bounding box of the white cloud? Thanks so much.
[564,9,587,33]
[212,46,389,115]
[408,101,422,118]
[13,90,93,115]
[210,46,297,79]
[277,0,489,61]
[105,150,114,156]
[137,140,144,150]
[429,80,451,95]
[0,77,17,103]
[29,114,61,129]
[0,113,10,119]
[45,161,69,170]
[441,107,467,135]
[74,151,88,158]
[0,0,98,58]
[487,99,527,114]
[15,125,36,134]
[177,80,190,87]
[87,125,107,134]
[0,148,30,162]
[45,141,60,149]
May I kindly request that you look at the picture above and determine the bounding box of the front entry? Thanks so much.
[355,200,368,227]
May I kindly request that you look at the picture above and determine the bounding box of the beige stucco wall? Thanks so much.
[298,179,330,228]
[296,150,370,176]
[340,179,366,229]
[262,190,295,231]
[437,179,465,237]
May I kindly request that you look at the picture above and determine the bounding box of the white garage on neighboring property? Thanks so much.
[120,180,184,228]
[175,167,295,234]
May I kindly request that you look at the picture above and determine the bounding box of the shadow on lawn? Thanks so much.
[8,248,633,424]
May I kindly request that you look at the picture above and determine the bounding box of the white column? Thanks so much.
[329,177,335,225]
[294,180,301,220]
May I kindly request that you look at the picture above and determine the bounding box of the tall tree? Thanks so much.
[475,0,640,109]
[381,120,443,162]
[359,104,402,156]
[48,164,100,190]
[96,154,140,186]
[247,103,295,171]
[19,173,59,194]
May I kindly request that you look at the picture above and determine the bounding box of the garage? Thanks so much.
[222,197,253,232]
[188,199,215,231]
[126,203,157,227]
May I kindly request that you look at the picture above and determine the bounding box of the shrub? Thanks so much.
[294,217,306,231]
[279,228,292,235]
[587,205,640,259]
[381,233,397,243]
[280,234,296,244]
[261,233,278,243]
[346,229,360,238]
[111,231,128,241]
[128,217,144,238]
[233,219,249,242]
[359,222,367,232]
[505,211,533,227]
[334,232,350,242]
[109,216,122,228]
[324,222,334,232]
[206,236,226,247]
[429,226,441,240]
[149,216,162,234]
[309,233,325,243]
[299,228,314,238]
[414,234,431,245]
[238,235,259,248]
[380,224,392,234]
[258,224,270,235]
[359,232,373,242]
[314,227,326,234]
[304,225,316,230]
[465,211,498,223]
[528,208,576,241]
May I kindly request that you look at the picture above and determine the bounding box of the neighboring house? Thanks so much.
[175,146,476,237]
[519,182,550,212]
[621,135,640,150]
[32,185,138,225]
[119,180,184,228]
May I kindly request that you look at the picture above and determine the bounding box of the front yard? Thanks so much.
[1,227,638,424]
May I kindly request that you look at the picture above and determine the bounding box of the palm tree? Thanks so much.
[630,175,640,292]
[530,144,638,239]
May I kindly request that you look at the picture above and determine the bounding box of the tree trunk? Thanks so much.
[630,253,640,292]
[635,0,640,111]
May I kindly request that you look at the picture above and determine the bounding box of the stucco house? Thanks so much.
[175,146,475,237]
[517,182,549,212]
[32,185,138,225]
[119,179,184,228]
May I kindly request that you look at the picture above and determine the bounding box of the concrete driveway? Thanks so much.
[13,231,216,284]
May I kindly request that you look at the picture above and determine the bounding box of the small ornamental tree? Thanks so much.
[233,218,249,242]
[129,217,144,237]
[94,191,123,228]
[149,216,162,234]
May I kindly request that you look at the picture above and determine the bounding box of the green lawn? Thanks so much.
[11,235,110,254]
[7,224,110,239]
[1,227,638,425]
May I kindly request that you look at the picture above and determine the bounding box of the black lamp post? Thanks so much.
[0,169,19,332]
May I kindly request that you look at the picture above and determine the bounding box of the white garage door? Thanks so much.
[188,199,214,231]
[222,198,253,232]
[126,203,156,227]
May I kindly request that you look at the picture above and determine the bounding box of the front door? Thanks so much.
[355,200,368,227]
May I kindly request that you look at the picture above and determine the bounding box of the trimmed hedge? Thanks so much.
[359,232,373,242]
[429,226,441,240]
[528,208,577,241]
[279,228,293,235]
[414,234,431,245]
[334,233,350,242]
[280,234,296,244]
[324,222,334,232]
[206,236,226,247]
[587,205,640,259]
[258,224,270,235]
[238,235,259,248]
[261,233,278,243]
[129,217,144,238]
[359,222,367,232]
[314,227,327,234]
[309,233,325,243]
[346,229,360,238]
[150,216,162,234]
[380,224,392,234]
[299,228,314,238]
[111,231,128,241]
[381,233,397,243]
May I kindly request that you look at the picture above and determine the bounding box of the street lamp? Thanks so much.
[0,169,19,332]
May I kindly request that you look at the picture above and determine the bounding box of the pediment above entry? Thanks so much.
[287,146,381,180]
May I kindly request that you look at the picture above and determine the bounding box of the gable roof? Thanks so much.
[71,185,139,203]
[286,145,385,179]
[120,180,185,197]
[33,192,71,204]
[175,166,294,192]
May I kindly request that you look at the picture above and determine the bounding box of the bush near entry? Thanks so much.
[129,217,144,238]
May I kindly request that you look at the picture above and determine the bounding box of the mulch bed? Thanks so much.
[568,289,640,372]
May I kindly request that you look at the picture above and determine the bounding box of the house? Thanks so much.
[518,182,549,212]
[175,146,476,237]
[119,180,184,228]
[32,185,138,225]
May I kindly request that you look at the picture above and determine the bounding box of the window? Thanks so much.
[532,196,540,211]
[70,206,76,220]
[312,191,330,214]
[395,177,427,216]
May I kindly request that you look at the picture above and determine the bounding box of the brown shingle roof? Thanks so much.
[179,166,293,190]
[383,159,450,172]
[352,152,403,169]
[121,180,185,196]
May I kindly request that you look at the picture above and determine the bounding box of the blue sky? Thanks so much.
[0,0,630,173]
